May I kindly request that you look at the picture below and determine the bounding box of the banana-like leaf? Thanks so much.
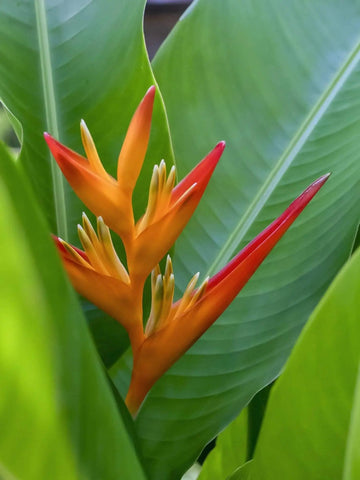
[0,143,146,479]
[113,0,359,477]
[198,408,248,480]
[249,248,360,479]
[0,0,173,240]
[0,0,173,364]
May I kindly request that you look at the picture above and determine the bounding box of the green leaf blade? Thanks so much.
[0,0,175,367]
[251,249,360,479]
[130,0,360,477]
[0,143,146,480]
[198,409,248,480]
[0,0,174,241]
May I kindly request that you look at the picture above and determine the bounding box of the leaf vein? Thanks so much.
[205,37,360,278]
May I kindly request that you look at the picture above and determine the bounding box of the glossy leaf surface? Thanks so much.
[0,143,145,480]
[228,461,253,480]
[118,0,360,477]
[0,0,173,240]
[250,249,360,479]
[0,0,173,363]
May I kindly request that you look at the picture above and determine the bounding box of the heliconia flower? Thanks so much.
[125,173,330,415]
[45,86,329,417]
[44,86,225,279]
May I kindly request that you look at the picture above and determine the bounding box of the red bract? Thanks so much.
[125,173,330,414]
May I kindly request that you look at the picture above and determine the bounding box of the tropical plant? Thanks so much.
[0,1,359,479]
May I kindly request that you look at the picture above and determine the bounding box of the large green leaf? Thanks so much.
[198,408,248,480]
[197,384,271,480]
[0,0,174,365]
[115,0,359,477]
[0,142,146,479]
[0,0,173,240]
[249,248,360,479]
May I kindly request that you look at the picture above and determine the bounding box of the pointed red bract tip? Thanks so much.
[208,173,331,290]
[44,131,58,149]
[286,173,331,217]
[139,85,156,111]
[305,172,331,190]
[44,132,54,148]
[137,85,156,123]
[172,141,226,201]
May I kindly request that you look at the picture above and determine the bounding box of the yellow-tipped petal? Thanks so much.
[136,159,178,236]
[145,262,175,337]
[82,212,100,248]
[162,273,175,317]
[97,217,130,284]
[158,160,167,193]
[77,215,130,284]
[187,276,209,309]
[164,166,176,197]
[157,160,173,212]
[58,238,94,270]
[80,120,108,178]
[164,255,173,277]
[137,164,160,233]
[176,272,200,317]
[145,274,164,336]
[77,224,107,274]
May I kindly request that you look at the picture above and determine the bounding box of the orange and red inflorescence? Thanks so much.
[45,86,329,415]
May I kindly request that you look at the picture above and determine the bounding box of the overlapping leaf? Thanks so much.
[249,249,360,479]
[0,0,174,363]
[1,1,360,479]
[0,143,146,480]
[198,409,248,480]
[114,0,360,477]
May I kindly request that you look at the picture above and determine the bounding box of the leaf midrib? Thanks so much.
[34,0,67,238]
[205,37,360,278]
